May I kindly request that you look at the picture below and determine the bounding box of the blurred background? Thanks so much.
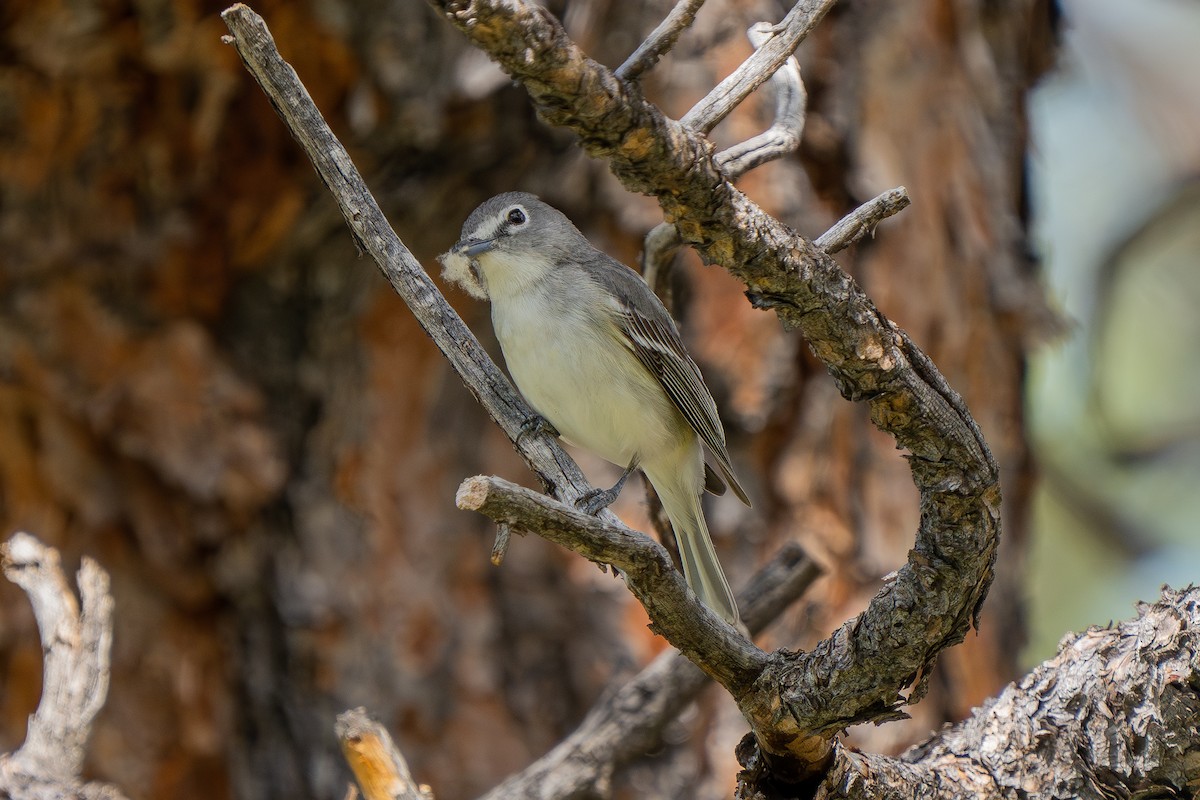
[0,1,1191,799]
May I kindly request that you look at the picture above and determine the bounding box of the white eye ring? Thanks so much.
[506,207,527,226]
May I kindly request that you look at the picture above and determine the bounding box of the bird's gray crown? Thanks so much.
[457,192,584,252]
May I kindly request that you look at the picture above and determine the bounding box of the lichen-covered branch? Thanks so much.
[430,0,999,780]
[0,533,129,800]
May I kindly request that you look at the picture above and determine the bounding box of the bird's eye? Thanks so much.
[506,207,527,226]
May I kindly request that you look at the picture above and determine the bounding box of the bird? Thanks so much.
[439,191,750,624]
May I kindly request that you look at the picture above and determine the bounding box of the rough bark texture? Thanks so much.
[809,586,1200,800]
[0,1,1050,798]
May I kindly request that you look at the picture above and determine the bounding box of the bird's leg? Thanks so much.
[517,413,559,447]
[577,461,638,516]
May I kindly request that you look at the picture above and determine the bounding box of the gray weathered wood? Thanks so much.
[0,533,129,800]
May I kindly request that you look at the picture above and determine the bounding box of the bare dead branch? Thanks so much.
[681,0,835,134]
[640,221,683,306]
[616,0,706,82]
[455,474,768,690]
[336,708,432,800]
[480,543,819,800]
[490,523,512,566]
[643,22,807,296]
[771,585,1200,799]
[0,533,129,800]
[715,22,807,178]
[816,187,912,254]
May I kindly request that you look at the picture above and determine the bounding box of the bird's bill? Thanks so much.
[457,238,496,257]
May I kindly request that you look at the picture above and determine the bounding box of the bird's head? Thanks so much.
[439,192,583,300]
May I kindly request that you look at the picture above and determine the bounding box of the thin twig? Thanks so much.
[815,187,911,253]
[640,222,683,306]
[646,23,807,294]
[455,474,768,691]
[616,0,707,81]
[715,22,807,177]
[681,0,836,133]
[490,523,512,566]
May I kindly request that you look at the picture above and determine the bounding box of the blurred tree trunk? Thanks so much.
[0,1,1052,798]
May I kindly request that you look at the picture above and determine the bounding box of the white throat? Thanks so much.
[476,250,555,302]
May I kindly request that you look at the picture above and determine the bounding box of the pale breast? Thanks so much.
[490,276,679,469]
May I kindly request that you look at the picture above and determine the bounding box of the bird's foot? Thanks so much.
[576,486,620,516]
[516,414,559,447]
[576,463,637,516]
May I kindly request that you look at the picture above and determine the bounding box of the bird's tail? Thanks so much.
[655,480,739,625]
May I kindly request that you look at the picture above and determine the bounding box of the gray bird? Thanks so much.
[440,192,750,624]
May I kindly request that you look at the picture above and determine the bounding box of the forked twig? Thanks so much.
[715,22,807,177]
[681,0,835,133]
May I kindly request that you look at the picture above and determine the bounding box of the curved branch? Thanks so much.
[429,0,999,780]
[714,22,807,178]
[644,19,808,297]
[681,0,834,133]
[639,221,682,309]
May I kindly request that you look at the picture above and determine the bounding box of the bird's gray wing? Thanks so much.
[586,256,751,506]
